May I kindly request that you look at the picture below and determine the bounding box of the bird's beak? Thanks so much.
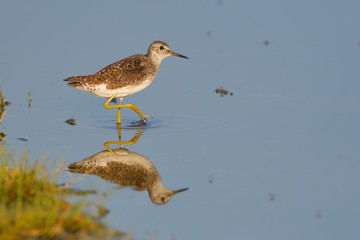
[170,51,188,59]
[171,187,189,196]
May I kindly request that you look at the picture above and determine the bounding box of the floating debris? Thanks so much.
[18,137,28,142]
[270,193,275,201]
[208,175,214,183]
[316,209,322,219]
[206,31,212,37]
[28,91,32,108]
[65,118,77,126]
[215,86,233,97]
[264,40,269,46]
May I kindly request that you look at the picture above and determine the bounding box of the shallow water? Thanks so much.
[1,1,360,239]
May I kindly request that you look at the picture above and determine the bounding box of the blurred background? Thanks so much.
[1,1,360,239]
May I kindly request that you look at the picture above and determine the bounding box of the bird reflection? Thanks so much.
[67,128,188,205]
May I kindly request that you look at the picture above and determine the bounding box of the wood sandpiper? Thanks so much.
[64,41,188,125]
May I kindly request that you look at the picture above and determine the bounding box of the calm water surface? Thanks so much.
[1,1,360,240]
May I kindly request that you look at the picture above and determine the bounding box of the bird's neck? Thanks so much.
[146,53,164,68]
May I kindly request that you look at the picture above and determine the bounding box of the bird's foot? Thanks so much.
[143,115,153,122]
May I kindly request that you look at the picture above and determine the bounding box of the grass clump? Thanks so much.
[0,151,123,240]
[0,89,10,149]
[0,89,10,124]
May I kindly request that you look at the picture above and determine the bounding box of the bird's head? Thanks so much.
[147,41,188,61]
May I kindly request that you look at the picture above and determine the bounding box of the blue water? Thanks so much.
[1,1,360,239]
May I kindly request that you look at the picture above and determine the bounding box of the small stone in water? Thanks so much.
[65,118,77,126]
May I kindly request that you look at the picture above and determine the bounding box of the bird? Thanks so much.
[67,147,188,205]
[64,41,188,125]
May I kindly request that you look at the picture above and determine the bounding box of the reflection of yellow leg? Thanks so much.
[116,99,122,127]
[104,128,144,154]
[117,108,121,123]
[104,95,147,124]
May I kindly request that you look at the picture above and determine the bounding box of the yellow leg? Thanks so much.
[104,95,147,123]
[120,103,147,120]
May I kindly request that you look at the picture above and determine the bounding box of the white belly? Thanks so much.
[84,79,153,98]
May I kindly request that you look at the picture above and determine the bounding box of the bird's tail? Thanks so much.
[63,75,87,83]
[66,163,85,174]
[64,75,91,89]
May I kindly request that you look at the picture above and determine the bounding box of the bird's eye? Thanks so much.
[159,46,164,50]
[161,197,165,202]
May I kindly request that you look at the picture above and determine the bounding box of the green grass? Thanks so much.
[0,89,10,149]
[0,89,10,123]
[0,151,124,240]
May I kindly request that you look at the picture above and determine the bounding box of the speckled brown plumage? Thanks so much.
[64,41,188,99]
[64,54,159,90]
[68,154,159,192]
[67,147,188,205]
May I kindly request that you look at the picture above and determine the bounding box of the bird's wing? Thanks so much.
[64,54,151,87]
[94,54,152,88]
